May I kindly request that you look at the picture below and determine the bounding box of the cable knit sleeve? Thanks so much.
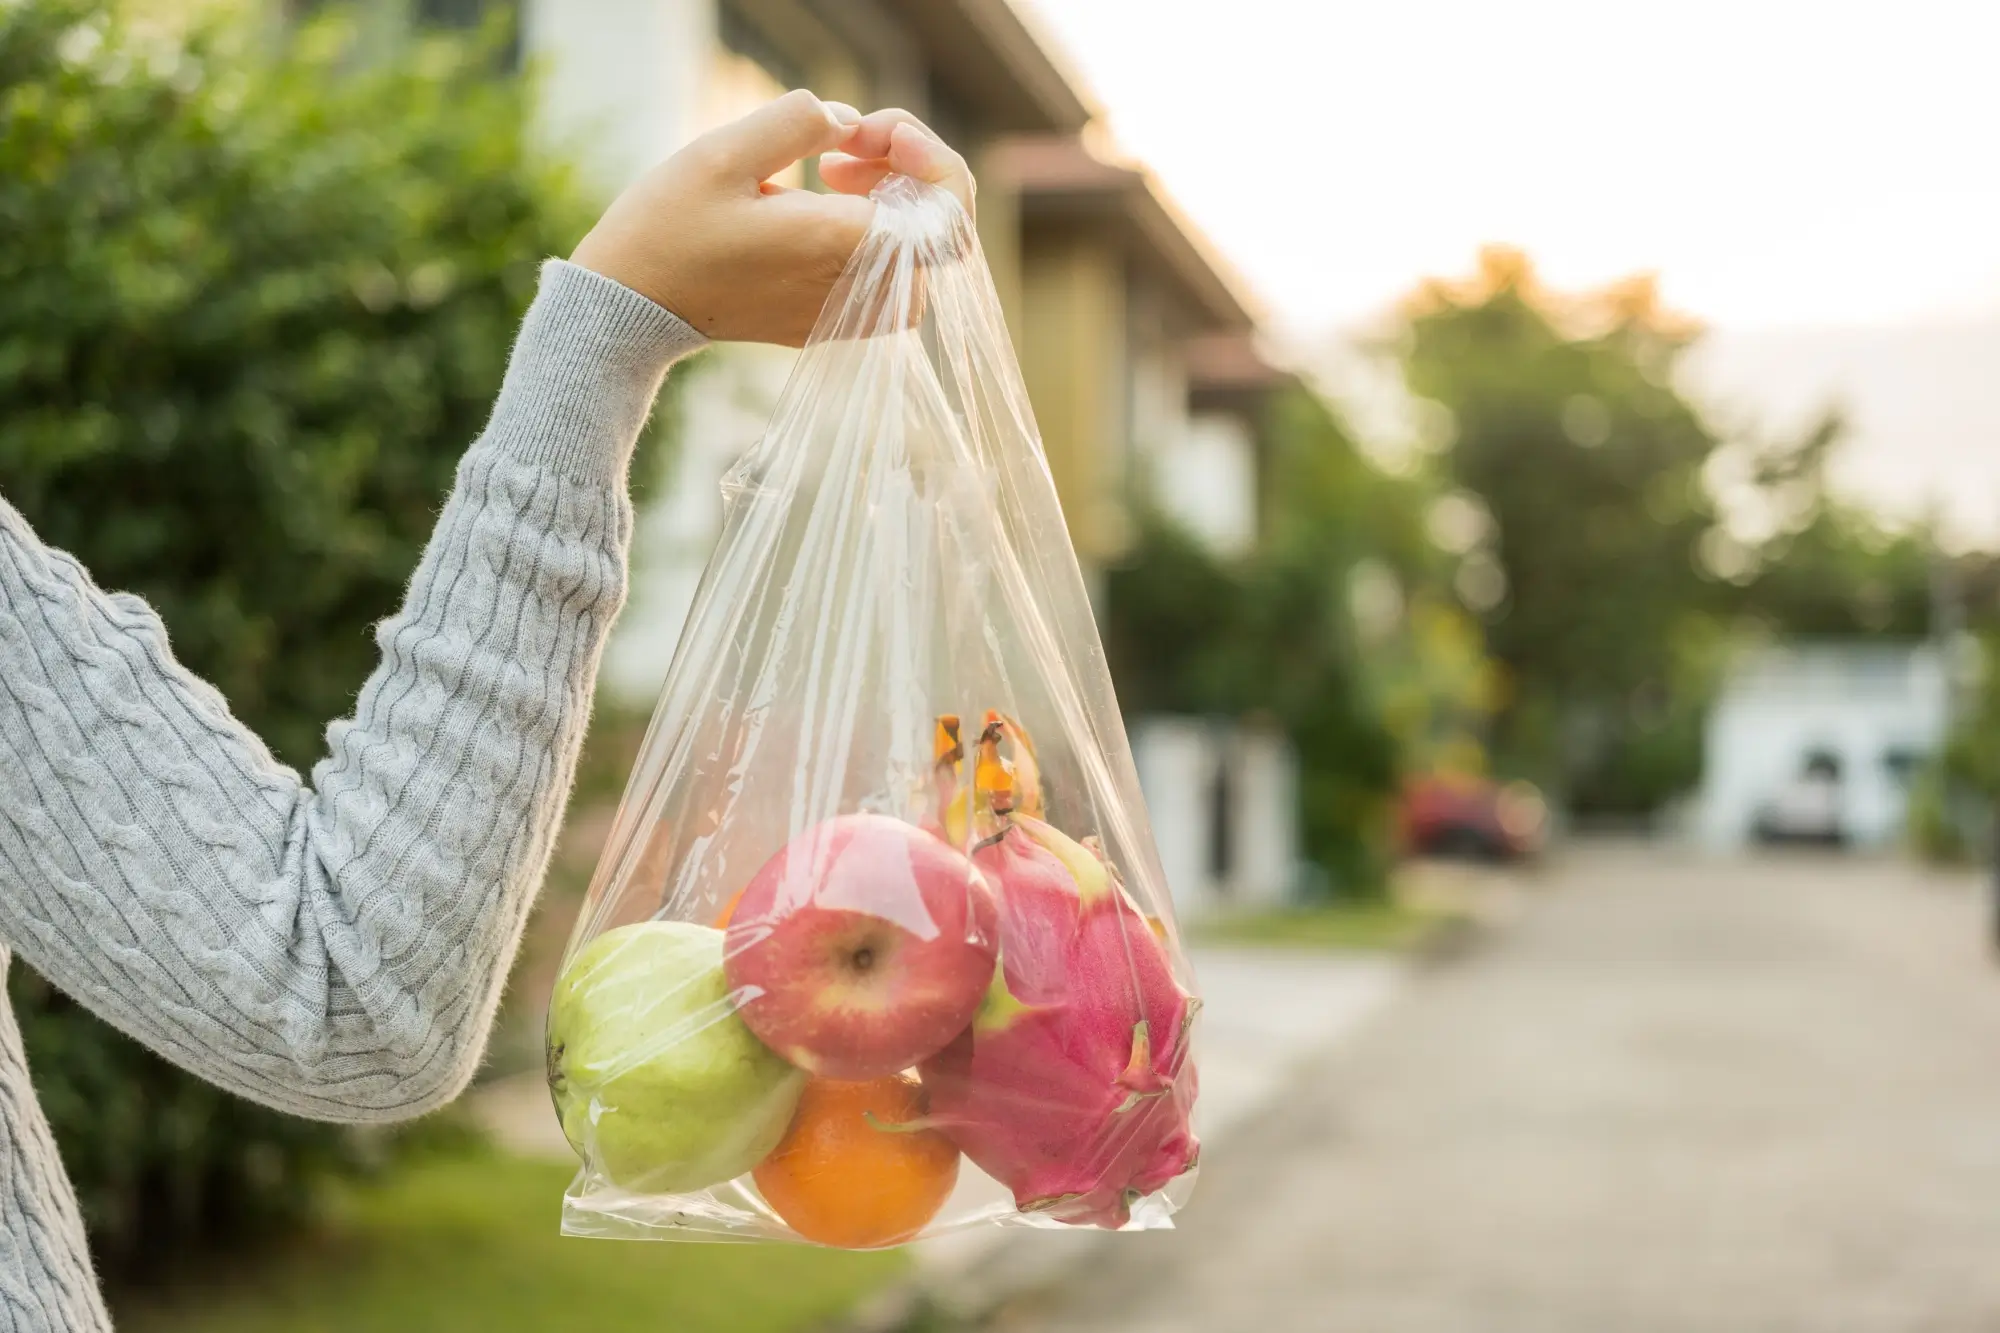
[0,259,705,1123]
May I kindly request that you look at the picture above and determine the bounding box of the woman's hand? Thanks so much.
[571,92,975,348]
[820,108,976,220]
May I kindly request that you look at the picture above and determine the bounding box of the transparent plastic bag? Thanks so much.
[548,175,1201,1247]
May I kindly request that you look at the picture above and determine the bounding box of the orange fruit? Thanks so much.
[753,1074,959,1249]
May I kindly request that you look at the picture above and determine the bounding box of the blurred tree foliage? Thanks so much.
[0,0,588,1283]
[1364,593,1500,780]
[1915,629,2000,863]
[1105,387,1448,894]
[1719,411,1937,638]
[1117,252,1955,857]
[1400,248,1723,813]
[1401,250,1948,819]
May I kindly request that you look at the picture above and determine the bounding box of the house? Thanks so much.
[1689,642,1946,852]
[518,0,1095,703]
[983,136,1301,914]
[985,134,1261,599]
[1136,337,1304,916]
[519,1,1305,913]
[1175,328,1294,557]
[1143,332,1302,916]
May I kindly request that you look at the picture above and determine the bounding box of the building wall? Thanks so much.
[524,0,1292,893]
[1125,280,1186,479]
[533,5,813,704]
[973,144,1025,350]
[1691,645,1946,851]
[1131,717,1299,920]
[602,340,802,701]
[527,0,1036,707]
[1152,410,1257,556]
[524,0,713,190]
[1133,718,1211,922]
[1228,726,1299,907]
[1018,226,1130,584]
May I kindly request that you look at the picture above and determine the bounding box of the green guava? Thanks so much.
[548,920,803,1194]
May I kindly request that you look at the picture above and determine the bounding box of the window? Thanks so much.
[1207,752,1235,891]
[1882,747,1924,783]
[1155,412,1256,556]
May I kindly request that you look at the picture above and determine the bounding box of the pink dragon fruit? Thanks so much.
[921,813,1199,1228]
[968,826,1074,1007]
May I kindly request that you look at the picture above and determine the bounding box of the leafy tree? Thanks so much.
[1908,630,2000,863]
[1,0,587,1281]
[1100,516,1247,718]
[1399,251,1962,819]
[1720,410,1936,639]
[1366,594,1499,780]
[1106,387,1435,893]
[1400,248,1722,810]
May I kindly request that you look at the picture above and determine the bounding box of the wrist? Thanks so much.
[571,231,689,330]
[484,260,707,483]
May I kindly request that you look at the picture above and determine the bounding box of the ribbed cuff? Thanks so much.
[483,260,708,484]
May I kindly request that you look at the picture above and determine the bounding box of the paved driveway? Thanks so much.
[991,846,2000,1333]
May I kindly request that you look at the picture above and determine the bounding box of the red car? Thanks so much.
[1397,774,1546,862]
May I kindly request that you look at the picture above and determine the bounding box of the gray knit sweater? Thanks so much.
[0,260,703,1330]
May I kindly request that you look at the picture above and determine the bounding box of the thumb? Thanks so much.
[702,89,855,184]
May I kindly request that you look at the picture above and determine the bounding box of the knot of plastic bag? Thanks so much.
[864,172,973,264]
[804,173,977,344]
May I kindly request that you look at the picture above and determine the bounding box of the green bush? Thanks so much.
[1104,389,1414,897]
[1,0,588,1283]
[1907,761,1972,865]
[1920,632,2000,867]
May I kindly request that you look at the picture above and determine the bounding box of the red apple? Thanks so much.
[724,813,999,1079]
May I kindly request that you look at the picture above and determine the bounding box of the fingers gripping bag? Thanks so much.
[547,175,1202,1248]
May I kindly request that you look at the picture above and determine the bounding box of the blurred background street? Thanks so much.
[989,845,2000,1333]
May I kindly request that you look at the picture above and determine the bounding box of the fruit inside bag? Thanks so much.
[547,174,1201,1247]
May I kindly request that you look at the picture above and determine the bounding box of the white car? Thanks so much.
[1752,769,1846,846]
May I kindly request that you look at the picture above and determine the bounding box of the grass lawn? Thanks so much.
[116,1150,904,1333]
[1191,896,1454,952]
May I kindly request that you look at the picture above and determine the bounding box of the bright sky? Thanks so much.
[1021,0,2000,540]
[1022,0,2000,331]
